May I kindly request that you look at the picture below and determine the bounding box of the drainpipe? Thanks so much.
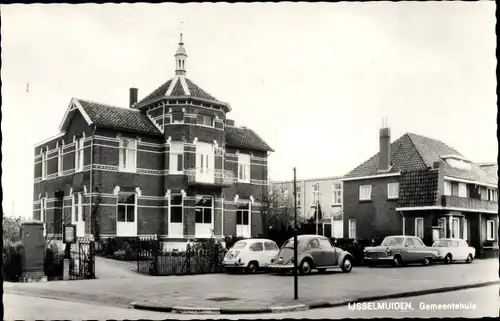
[399,211,405,236]
[89,125,96,238]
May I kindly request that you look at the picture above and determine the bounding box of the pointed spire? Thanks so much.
[175,23,187,76]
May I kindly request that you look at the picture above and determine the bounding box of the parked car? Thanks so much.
[222,239,279,273]
[431,238,476,264]
[364,235,438,267]
[268,235,354,275]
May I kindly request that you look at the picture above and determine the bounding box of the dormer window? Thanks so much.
[441,155,472,171]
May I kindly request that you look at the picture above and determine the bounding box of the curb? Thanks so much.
[131,280,499,315]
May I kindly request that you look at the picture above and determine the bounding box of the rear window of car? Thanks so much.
[232,242,247,250]
[432,240,452,247]
[249,242,264,251]
[264,242,278,251]
[283,240,299,248]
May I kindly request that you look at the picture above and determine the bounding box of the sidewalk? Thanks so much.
[5,259,498,314]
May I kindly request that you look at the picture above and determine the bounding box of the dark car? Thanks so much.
[269,234,354,275]
[364,235,439,267]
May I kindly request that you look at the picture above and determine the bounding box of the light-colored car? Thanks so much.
[364,235,438,267]
[222,239,280,273]
[431,238,476,264]
[268,235,354,275]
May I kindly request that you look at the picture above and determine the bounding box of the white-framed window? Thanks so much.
[312,183,320,206]
[444,181,451,196]
[118,137,137,172]
[169,141,184,174]
[487,188,498,202]
[72,192,83,222]
[196,114,215,127]
[387,182,399,199]
[463,218,468,241]
[451,217,460,238]
[57,146,63,176]
[236,202,251,238]
[415,217,424,239]
[238,153,250,183]
[75,137,85,172]
[41,149,48,180]
[296,185,301,207]
[332,183,342,205]
[117,192,136,223]
[40,196,47,222]
[348,219,356,239]
[458,183,467,198]
[359,185,372,201]
[486,220,496,241]
[195,196,213,224]
[168,194,183,237]
[480,187,488,200]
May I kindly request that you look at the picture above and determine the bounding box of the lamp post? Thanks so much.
[315,183,320,235]
[293,167,298,300]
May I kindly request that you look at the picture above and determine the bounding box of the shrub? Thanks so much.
[3,240,23,282]
[44,244,65,280]
[97,237,141,261]
[3,216,23,243]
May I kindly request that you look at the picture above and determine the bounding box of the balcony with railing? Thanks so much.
[441,195,498,212]
[184,168,235,187]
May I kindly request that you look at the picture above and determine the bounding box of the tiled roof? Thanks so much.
[76,99,162,135]
[225,126,274,152]
[398,169,440,207]
[344,132,497,185]
[135,76,218,107]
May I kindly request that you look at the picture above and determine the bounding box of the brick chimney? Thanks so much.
[379,118,391,171]
[226,119,235,126]
[129,88,138,108]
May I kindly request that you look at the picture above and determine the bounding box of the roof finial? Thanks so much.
[175,21,187,76]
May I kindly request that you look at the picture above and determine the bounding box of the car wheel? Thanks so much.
[299,260,312,275]
[341,257,353,273]
[317,268,327,273]
[393,256,403,267]
[443,254,452,264]
[246,262,258,274]
[466,254,473,263]
[423,257,431,266]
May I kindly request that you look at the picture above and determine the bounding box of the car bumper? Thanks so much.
[364,255,394,263]
[269,263,294,270]
[222,260,246,268]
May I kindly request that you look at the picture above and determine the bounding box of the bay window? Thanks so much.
[195,196,213,238]
[119,137,137,172]
[196,114,214,127]
[169,141,184,174]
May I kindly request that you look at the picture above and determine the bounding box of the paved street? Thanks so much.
[4,285,498,320]
[4,258,497,309]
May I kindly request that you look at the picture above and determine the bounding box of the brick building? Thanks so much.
[271,177,343,237]
[342,125,498,256]
[33,35,273,245]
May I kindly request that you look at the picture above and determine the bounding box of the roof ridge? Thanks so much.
[241,126,274,152]
[75,97,137,111]
[405,133,429,167]
[407,132,463,156]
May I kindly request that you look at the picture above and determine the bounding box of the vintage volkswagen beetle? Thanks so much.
[269,235,354,275]
[364,235,439,267]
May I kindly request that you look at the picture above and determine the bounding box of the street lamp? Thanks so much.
[315,183,320,235]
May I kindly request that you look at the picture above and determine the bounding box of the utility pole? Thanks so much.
[293,167,298,300]
[316,183,319,235]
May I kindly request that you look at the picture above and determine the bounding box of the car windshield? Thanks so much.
[381,237,405,246]
[432,240,452,247]
[283,240,299,248]
[231,242,247,250]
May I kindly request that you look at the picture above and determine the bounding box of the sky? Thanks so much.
[1,2,497,218]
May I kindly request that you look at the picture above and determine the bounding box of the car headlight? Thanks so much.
[386,247,391,255]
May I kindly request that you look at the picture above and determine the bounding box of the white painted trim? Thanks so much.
[34,132,66,148]
[341,172,401,181]
[179,76,191,95]
[440,154,471,162]
[165,77,179,96]
[415,217,424,238]
[444,176,497,189]
[396,206,498,214]
[58,98,93,132]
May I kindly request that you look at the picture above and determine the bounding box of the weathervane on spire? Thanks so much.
[175,21,187,76]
